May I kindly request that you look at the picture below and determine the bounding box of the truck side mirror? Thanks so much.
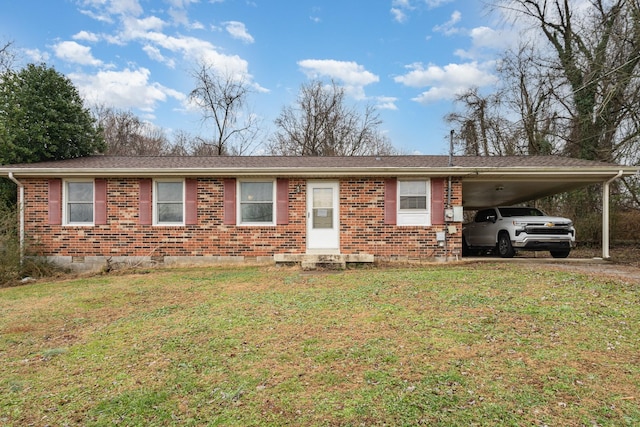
[487,215,497,223]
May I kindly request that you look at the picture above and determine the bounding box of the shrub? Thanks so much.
[569,208,640,244]
[0,205,67,286]
[0,205,21,286]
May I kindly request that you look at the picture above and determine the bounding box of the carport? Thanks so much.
[454,156,638,259]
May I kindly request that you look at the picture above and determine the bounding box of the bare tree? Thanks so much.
[94,106,171,156]
[494,0,640,164]
[445,87,520,156]
[166,130,192,156]
[189,63,259,155]
[499,43,562,155]
[269,80,395,156]
[0,40,16,73]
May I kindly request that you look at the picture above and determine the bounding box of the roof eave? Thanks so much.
[0,165,637,179]
[463,166,638,180]
[0,166,466,177]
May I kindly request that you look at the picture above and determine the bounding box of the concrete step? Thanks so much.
[301,259,346,270]
[274,253,374,270]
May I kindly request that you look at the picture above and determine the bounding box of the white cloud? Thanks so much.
[78,0,257,82]
[298,59,379,86]
[394,61,497,104]
[298,59,380,101]
[391,8,407,23]
[224,21,255,44]
[23,48,49,63]
[53,41,104,67]
[112,0,143,15]
[425,0,453,7]
[433,10,462,35]
[69,67,184,112]
[165,0,201,8]
[104,0,144,16]
[121,15,167,38]
[190,21,205,30]
[73,31,100,43]
[310,6,322,23]
[143,45,176,68]
[78,0,143,21]
[391,0,452,23]
[73,0,266,117]
[86,5,255,81]
[391,0,412,23]
[470,26,510,50]
[139,31,252,79]
[376,96,398,111]
[454,26,516,60]
[78,8,114,24]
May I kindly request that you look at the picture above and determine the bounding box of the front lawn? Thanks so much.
[1,263,638,426]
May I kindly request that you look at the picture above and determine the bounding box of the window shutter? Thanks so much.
[94,178,108,225]
[223,178,236,225]
[139,179,152,225]
[185,178,198,225]
[384,178,397,225]
[48,179,62,225]
[431,178,445,225]
[276,178,289,225]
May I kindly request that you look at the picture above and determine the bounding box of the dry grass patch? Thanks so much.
[1,263,638,426]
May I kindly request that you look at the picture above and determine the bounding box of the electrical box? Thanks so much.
[444,206,464,222]
[436,231,446,242]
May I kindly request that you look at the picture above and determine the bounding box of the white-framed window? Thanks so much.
[64,179,94,226]
[397,179,430,226]
[238,180,275,225]
[154,179,185,225]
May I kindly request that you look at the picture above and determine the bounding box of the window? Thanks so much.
[64,180,94,225]
[397,179,430,226]
[155,180,184,225]
[239,180,275,225]
[399,180,428,210]
[475,209,496,223]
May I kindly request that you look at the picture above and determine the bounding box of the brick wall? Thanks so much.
[20,176,463,260]
[340,177,462,259]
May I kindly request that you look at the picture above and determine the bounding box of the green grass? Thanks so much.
[1,263,639,426]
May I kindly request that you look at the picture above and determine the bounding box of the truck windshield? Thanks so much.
[498,207,544,217]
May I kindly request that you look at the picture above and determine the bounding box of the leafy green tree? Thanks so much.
[0,63,104,206]
[0,63,105,165]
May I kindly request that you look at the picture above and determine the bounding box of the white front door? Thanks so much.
[307,181,340,252]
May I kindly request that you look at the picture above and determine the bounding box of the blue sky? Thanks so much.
[1,0,515,155]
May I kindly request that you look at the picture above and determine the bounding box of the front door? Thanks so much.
[307,181,340,252]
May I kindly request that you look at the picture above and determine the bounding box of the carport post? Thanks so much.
[602,170,623,259]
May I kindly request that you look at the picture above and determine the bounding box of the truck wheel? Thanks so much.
[462,236,470,256]
[497,232,515,258]
[550,250,570,258]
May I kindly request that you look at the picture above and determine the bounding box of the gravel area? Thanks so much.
[463,244,640,283]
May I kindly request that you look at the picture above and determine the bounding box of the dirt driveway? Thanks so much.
[464,245,640,284]
[547,261,640,283]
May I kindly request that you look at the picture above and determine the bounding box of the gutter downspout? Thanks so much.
[602,170,623,260]
[8,172,25,261]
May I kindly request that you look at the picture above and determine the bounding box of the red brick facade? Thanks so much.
[20,176,463,262]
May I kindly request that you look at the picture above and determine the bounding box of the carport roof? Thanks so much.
[0,155,637,208]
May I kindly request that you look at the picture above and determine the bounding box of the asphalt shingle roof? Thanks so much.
[0,155,626,171]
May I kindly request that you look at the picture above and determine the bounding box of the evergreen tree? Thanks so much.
[0,63,104,165]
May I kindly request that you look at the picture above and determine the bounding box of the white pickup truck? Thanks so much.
[462,207,576,258]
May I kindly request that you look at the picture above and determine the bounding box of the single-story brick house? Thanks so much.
[0,155,636,270]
